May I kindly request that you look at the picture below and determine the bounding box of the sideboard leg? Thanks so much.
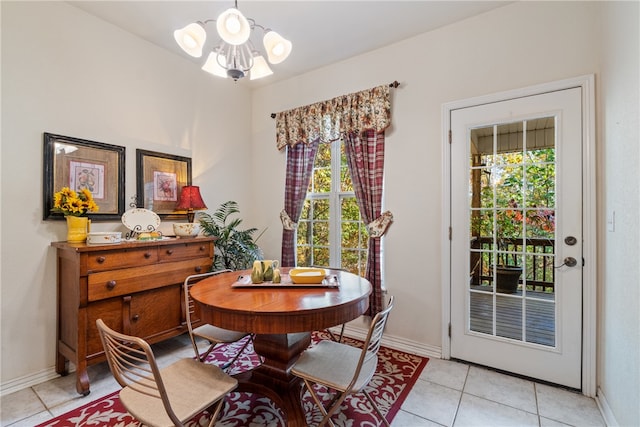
[75,363,91,396]
[56,351,68,376]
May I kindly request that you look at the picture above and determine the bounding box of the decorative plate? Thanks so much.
[121,208,161,232]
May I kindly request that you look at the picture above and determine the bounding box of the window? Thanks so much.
[296,139,368,275]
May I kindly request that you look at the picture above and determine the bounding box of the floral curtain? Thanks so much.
[275,84,391,150]
[276,84,393,314]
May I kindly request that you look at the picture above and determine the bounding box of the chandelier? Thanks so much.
[174,1,292,81]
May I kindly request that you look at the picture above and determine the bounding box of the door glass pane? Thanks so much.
[470,292,493,335]
[525,299,556,346]
[468,117,557,347]
[496,295,522,341]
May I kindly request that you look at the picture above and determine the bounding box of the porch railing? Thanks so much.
[470,236,555,293]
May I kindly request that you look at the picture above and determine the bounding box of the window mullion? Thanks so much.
[329,139,341,267]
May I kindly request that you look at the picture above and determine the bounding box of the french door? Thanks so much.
[449,87,583,388]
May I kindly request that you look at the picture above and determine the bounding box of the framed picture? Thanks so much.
[136,149,192,218]
[43,133,125,221]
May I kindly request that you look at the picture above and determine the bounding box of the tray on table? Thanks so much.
[231,273,339,288]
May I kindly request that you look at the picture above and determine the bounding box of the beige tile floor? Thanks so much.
[2,334,606,427]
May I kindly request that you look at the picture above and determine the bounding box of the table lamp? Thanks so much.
[176,185,207,223]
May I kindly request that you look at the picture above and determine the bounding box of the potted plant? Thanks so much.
[198,201,264,271]
[494,199,555,293]
[492,199,523,293]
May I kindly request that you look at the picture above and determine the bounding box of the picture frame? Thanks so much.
[43,133,125,221]
[136,149,192,218]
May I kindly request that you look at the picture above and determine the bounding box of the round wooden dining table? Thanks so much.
[190,267,372,427]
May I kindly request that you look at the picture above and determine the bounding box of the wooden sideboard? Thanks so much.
[52,236,215,395]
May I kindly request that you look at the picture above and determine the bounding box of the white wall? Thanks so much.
[1,1,251,388]
[599,2,640,426]
[252,3,638,424]
[2,2,639,425]
[251,0,602,349]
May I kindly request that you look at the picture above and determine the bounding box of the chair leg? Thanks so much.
[301,379,335,427]
[190,333,212,362]
[206,397,227,427]
[363,389,391,427]
[220,335,253,371]
[305,380,349,427]
[327,323,346,342]
[301,379,388,427]
[196,340,219,363]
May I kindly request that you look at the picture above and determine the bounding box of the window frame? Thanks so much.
[296,139,367,274]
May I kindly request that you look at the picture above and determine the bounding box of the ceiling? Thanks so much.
[69,1,510,87]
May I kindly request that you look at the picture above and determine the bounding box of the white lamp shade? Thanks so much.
[174,23,206,57]
[201,52,228,78]
[263,30,292,64]
[216,8,251,45]
[250,55,273,80]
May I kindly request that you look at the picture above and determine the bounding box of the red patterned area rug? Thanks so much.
[37,332,428,427]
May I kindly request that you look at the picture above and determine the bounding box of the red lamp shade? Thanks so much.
[176,186,207,222]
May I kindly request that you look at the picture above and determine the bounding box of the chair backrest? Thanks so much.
[364,296,394,356]
[183,270,232,334]
[96,318,180,425]
[351,296,394,386]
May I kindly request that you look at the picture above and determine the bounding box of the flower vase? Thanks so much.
[66,216,89,243]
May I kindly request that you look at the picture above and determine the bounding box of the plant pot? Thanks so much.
[66,216,90,243]
[496,266,522,294]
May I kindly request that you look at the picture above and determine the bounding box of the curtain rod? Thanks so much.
[270,80,400,119]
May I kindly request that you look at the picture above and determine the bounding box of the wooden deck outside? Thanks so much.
[469,286,555,347]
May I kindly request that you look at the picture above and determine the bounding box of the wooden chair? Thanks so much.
[291,296,395,427]
[184,270,253,368]
[96,318,237,427]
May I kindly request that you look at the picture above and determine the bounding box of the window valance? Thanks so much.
[275,84,391,150]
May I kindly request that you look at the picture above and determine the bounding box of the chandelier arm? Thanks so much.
[251,22,266,31]
[239,44,253,72]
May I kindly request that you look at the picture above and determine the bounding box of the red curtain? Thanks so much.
[280,140,319,266]
[344,130,386,314]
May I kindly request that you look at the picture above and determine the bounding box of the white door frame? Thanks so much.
[441,75,597,397]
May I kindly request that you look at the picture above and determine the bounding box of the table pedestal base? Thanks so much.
[235,332,312,427]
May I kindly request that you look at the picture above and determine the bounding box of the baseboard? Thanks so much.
[332,324,442,359]
[1,367,61,397]
[4,328,439,397]
[596,387,619,427]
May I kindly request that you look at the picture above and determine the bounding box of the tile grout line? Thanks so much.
[450,364,470,426]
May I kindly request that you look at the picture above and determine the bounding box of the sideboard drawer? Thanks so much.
[52,236,215,396]
[87,247,159,271]
[158,241,213,262]
[87,258,210,301]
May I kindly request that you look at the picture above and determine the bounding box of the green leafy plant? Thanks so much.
[198,201,264,271]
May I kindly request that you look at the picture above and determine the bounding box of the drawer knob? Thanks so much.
[97,256,106,263]
[144,252,152,259]
[106,280,116,290]
[132,314,140,322]
[195,266,202,273]
[166,249,174,255]
[199,245,205,251]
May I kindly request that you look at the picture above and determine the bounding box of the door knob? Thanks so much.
[555,257,578,268]
[564,236,577,246]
